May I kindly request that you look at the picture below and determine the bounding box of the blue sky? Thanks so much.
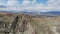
[3,0,47,4]
[0,0,60,12]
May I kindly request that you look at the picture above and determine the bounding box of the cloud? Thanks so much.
[47,0,60,6]
[6,0,19,6]
[43,0,60,12]
[0,0,20,11]
[0,0,6,5]
[32,0,36,4]
[23,0,60,12]
[17,0,60,12]
[23,0,31,6]
[0,0,60,12]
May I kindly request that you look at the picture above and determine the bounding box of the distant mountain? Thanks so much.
[0,6,6,8]
[40,11,60,16]
[0,11,60,16]
[0,11,39,15]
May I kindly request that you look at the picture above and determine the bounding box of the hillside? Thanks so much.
[0,12,60,34]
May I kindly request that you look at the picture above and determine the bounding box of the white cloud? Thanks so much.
[0,0,6,5]
[6,0,19,6]
[43,0,60,12]
[0,0,20,11]
[32,0,36,4]
[0,0,60,12]
[16,0,60,12]
[47,0,60,6]
[23,0,30,6]
[23,0,60,12]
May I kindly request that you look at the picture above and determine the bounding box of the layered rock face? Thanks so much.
[0,13,60,34]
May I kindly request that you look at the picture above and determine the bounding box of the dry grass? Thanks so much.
[0,12,60,34]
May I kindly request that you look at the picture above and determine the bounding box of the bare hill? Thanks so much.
[0,12,60,34]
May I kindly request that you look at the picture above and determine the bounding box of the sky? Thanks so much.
[0,0,60,12]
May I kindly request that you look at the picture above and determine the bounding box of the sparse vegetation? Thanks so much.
[0,12,60,34]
